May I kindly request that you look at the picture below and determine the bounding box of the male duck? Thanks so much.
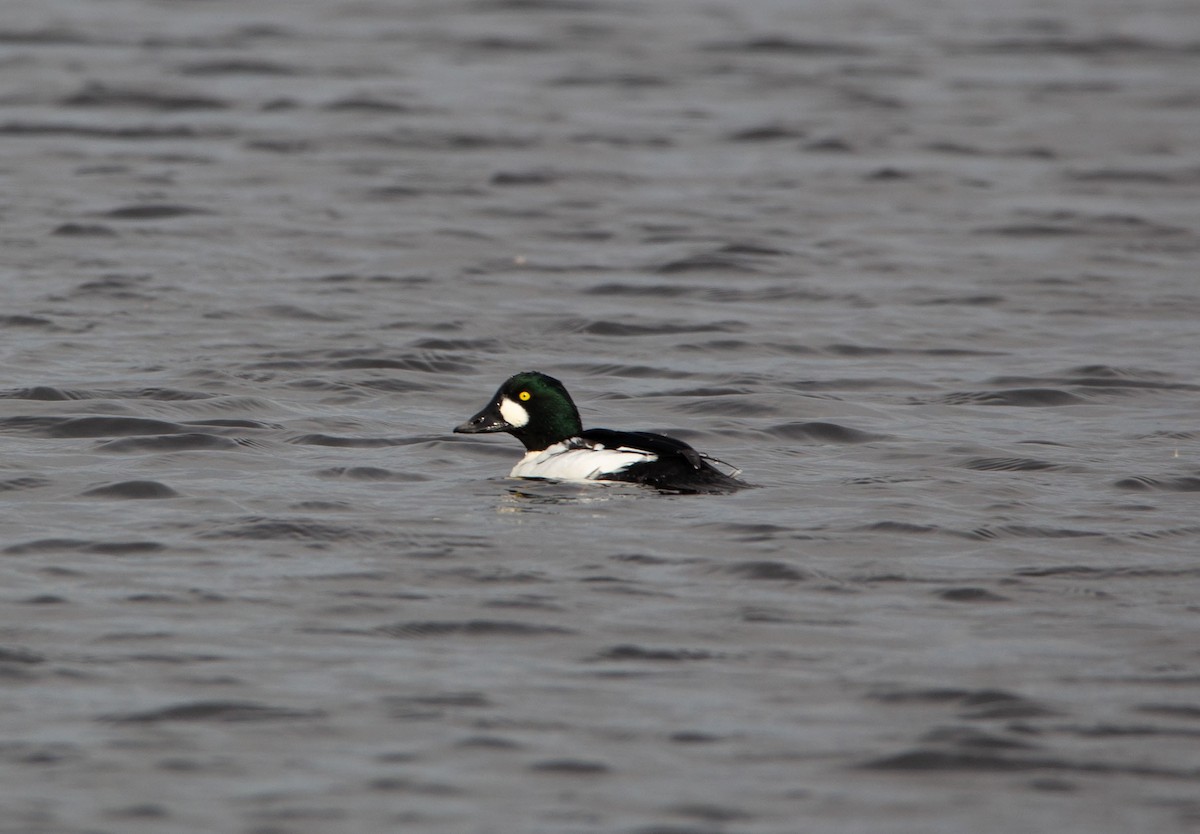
[454,371,749,494]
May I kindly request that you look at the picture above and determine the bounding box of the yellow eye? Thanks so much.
[518,391,531,401]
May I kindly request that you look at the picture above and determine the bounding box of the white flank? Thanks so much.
[509,440,655,481]
[498,397,529,428]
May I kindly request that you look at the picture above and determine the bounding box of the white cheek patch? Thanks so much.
[498,397,530,428]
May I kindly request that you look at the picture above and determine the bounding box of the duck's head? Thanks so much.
[454,371,583,452]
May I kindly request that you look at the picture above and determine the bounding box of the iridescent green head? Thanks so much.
[454,371,583,451]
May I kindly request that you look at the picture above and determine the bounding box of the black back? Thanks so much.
[578,428,749,494]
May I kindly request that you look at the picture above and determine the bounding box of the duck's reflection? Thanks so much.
[496,478,650,511]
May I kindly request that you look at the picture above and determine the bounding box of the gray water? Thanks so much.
[3,0,1200,832]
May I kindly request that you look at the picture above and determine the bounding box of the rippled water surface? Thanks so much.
[3,0,1200,832]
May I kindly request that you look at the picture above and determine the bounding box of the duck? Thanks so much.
[454,371,749,494]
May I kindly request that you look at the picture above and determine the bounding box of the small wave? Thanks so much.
[96,433,241,453]
[1015,564,1200,579]
[0,122,228,140]
[289,434,409,448]
[255,304,341,322]
[869,687,1056,718]
[976,223,1084,236]
[805,137,855,152]
[528,759,610,775]
[52,223,117,237]
[184,418,276,429]
[314,466,429,482]
[703,285,837,303]
[461,33,552,50]
[859,750,1031,772]
[866,166,910,180]
[61,82,228,110]
[862,749,1196,779]
[0,647,45,664]
[570,132,672,148]
[322,96,414,113]
[3,539,164,555]
[915,294,1005,306]
[138,387,215,401]
[594,644,718,661]
[703,36,870,56]
[199,518,365,542]
[937,587,1010,602]
[572,364,697,379]
[408,337,499,351]
[385,692,491,713]
[282,378,362,391]
[1067,168,1194,185]
[991,366,1198,392]
[960,525,1105,540]
[963,457,1071,472]
[1053,723,1200,738]
[263,353,469,373]
[374,620,573,638]
[698,522,792,540]
[675,398,775,417]
[1126,526,1200,541]
[0,316,51,331]
[847,475,922,486]
[862,521,939,534]
[455,439,529,458]
[328,357,447,370]
[933,389,1087,406]
[0,27,88,44]
[303,273,433,287]
[921,726,1036,751]
[490,168,560,186]
[358,378,437,394]
[0,416,186,438]
[724,242,793,257]
[360,185,441,200]
[977,211,1187,238]
[1115,476,1200,492]
[723,561,810,581]
[0,476,50,492]
[104,204,213,220]
[103,701,323,724]
[584,283,694,298]
[0,386,81,400]
[1136,703,1200,720]
[70,275,155,300]
[549,72,666,88]
[0,386,217,402]
[196,397,278,413]
[177,59,300,76]
[727,123,807,142]
[374,129,538,151]
[869,687,1001,704]
[576,319,741,337]
[650,385,754,398]
[653,252,762,274]
[679,339,818,356]
[766,421,888,443]
[246,140,310,154]
[82,480,179,499]
[965,35,1196,56]
[825,343,894,356]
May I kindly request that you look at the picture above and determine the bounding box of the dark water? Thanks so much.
[3,0,1200,831]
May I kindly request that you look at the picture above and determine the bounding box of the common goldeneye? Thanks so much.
[454,371,749,494]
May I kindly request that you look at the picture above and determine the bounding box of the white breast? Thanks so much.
[509,440,655,481]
